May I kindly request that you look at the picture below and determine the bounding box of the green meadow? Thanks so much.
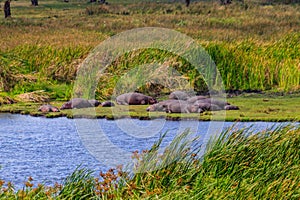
[0,0,299,100]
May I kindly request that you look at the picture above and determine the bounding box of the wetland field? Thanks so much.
[0,0,300,199]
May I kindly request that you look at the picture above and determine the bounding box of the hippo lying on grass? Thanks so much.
[38,105,60,113]
[193,101,221,111]
[116,92,157,105]
[186,95,208,104]
[169,91,190,101]
[60,98,100,110]
[224,105,239,110]
[165,101,202,113]
[146,96,239,113]
[147,100,202,113]
[192,97,239,111]
[101,101,115,107]
[146,100,182,112]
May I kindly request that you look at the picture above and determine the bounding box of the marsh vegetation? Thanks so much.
[0,1,299,198]
[0,0,299,100]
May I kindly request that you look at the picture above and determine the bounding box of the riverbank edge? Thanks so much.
[0,94,299,122]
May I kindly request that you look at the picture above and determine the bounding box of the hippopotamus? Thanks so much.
[60,98,100,110]
[116,92,157,105]
[187,95,208,104]
[101,101,115,107]
[194,98,230,109]
[146,100,180,112]
[88,99,101,107]
[169,91,190,101]
[38,105,60,113]
[165,100,202,113]
[224,105,239,110]
[193,100,222,111]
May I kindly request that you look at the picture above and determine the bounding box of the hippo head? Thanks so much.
[60,101,72,110]
[51,106,60,112]
[149,97,158,105]
[88,99,101,107]
[146,104,157,112]
[190,105,203,113]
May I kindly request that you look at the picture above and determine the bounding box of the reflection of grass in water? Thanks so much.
[1,124,299,199]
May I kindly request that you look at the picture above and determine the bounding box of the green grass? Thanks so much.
[1,124,299,199]
[0,0,299,100]
[0,94,299,121]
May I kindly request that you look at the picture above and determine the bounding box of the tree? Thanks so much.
[31,0,38,6]
[220,0,232,4]
[185,0,190,7]
[4,0,11,18]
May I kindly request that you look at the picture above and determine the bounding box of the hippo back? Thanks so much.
[117,92,157,105]
[169,91,189,100]
[39,105,59,112]
[187,96,208,104]
[70,98,93,109]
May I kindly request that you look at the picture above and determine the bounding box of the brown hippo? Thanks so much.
[60,98,100,110]
[187,95,208,104]
[195,98,230,109]
[101,101,115,107]
[38,105,60,113]
[224,105,239,110]
[116,93,157,105]
[146,100,181,112]
[169,91,190,101]
[165,101,202,113]
[88,99,101,107]
[193,100,222,111]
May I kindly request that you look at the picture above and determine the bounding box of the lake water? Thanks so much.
[0,113,294,190]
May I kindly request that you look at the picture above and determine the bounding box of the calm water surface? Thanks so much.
[0,113,293,190]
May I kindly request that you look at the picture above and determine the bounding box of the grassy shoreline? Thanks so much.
[0,93,299,121]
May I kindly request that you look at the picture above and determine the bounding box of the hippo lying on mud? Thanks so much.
[116,92,157,105]
[60,98,100,110]
[38,105,60,113]
[146,95,239,113]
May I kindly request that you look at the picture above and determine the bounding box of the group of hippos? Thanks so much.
[38,98,114,113]
[146,91,239,113]
[38,91,239,114]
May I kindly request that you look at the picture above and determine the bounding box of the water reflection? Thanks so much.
[0,113,296,189]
